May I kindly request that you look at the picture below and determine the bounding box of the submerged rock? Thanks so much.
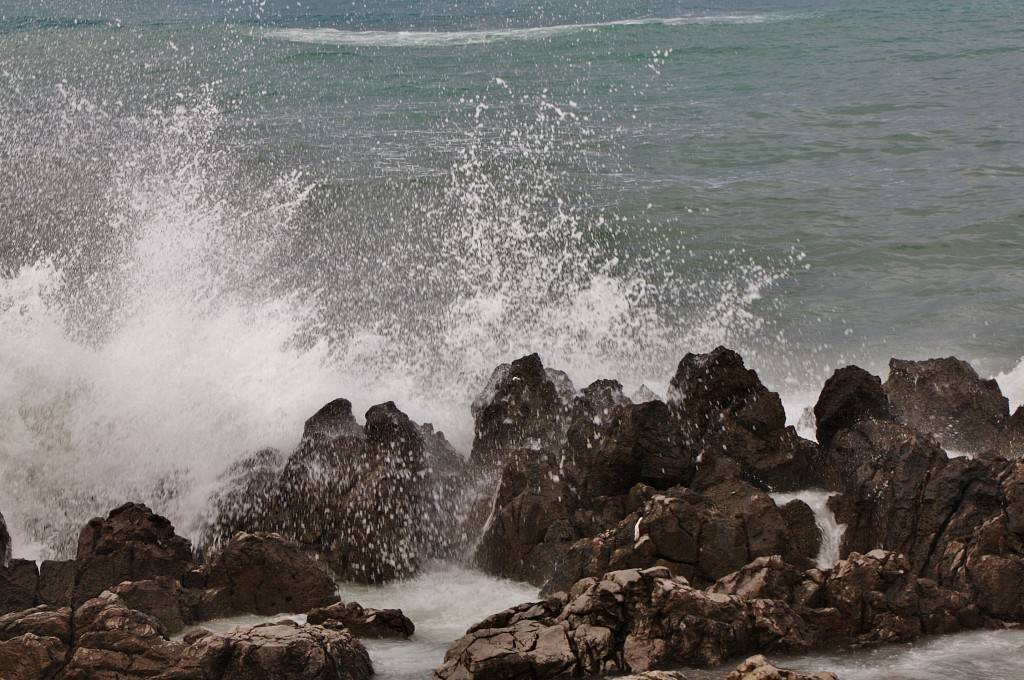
[307,600,415,639]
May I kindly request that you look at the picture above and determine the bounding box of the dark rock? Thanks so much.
[778,500,821,569]
[0,559,39,615]
[0,633,67,680]
[307,600,415,639]
[0,510,10,568]
[110,577,189,635]
[470,353,575,468]
[709,555,807,604]
[725,655,838,680]
[72,502,193,608]
[37,559,75,608]
[0,605,71,645]
[668,347,818,491]
[302,398,365,442]
[204,532,337,616]
[200,447,287,555]
[884,356,1020,457]
[437,567,813,680]
[813,366,892,447]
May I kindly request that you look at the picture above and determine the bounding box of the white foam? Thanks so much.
[996,356,1024,413]
[265,14,781,48]
[770,490,846,570]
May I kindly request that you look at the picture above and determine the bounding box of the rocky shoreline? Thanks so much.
[2,346,1023,679]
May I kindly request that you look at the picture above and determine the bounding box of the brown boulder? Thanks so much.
[0,559,39,615]
[813,365,892,447]
[0,633,67,679]
[725,655,838,680]
[0,605,71,645]
[37,560,75,608]
[109,577,189,635]
[73,502,193,608]
[307,601,415,639]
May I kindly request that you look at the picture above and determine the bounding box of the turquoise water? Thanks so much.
[1,0,1023,550]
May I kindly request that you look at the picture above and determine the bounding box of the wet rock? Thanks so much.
[0,633,67,679]
[37,559,75,608]
[725,655,838,680]
[813,365,892,447]
[0,605,72,645]
[109,577,189,635]
[0,558,39,615]
[668,347,818,491]
[619,673,688,680]
[200,447,287,555]
[203,532,337,616]
[884,356,1020,456]
[178,619,374,680]
[0,510,10,568]
[437,567,813,680]
[73,502,194,607]
[709,555,807,604]
[307,601,415,639]
[470,353,575,468]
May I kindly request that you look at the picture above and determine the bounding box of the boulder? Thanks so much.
[725,655,838,680]
[73,502,193,607]
[307,600,415,639]
[813,366,892,447]
[0,509,10,568]
[436,567,813,680]
[884,357,1020,456]
[203,532,338,616]
[0,633,67,679]
[667,347,819,491]
[109,577,189,635]
[0,605,72,645]
[0,558,39,615]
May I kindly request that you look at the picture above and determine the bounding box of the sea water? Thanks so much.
[1,0,1023,676]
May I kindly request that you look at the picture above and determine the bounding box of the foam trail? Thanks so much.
[265,14,783,48]
[771,491,846,570]
[996,357,1024,412]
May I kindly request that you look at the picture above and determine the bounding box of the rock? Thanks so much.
[619,673,688,680]
[0,605,72,645]
[884,357,1020,456]
[813,366,892,447]
[0,510,11,568]
[0,559,39,615]
[307,601,415,639]
[178,619,374,680]
[204,532,337,616]
[725,655,838,680]
[0,633,67,679]
[37,560,75,608]
[63,591,185,679]
[109,577,189,635]
[470,353,575,468]
[73,502,194,607]
[200,447,287,555]
[709,555,807,604]
[667,347,819,491]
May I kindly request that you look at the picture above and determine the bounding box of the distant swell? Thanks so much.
[264,14,784,48]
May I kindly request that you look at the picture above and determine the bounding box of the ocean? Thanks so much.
[1,1,1023,676]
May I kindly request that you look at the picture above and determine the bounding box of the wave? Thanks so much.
[264,14,787,48]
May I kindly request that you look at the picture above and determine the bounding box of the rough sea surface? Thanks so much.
[1,1,1023,677]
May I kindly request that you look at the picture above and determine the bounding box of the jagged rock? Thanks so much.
[0,633,67,679]
[203,398,466,584]
[667,347,819,491]
[203,532,337,616]
[725,655,838,680]
[178,620,374,680]
[0,510,11,568]
[37,560,75,608]
[543,480,818,594]
[109,577,189,635]
[0,605,71,645]
[63,591,184,679]
[307,601,415,639]
[73,502,193,608]
[436,567,813,680]
[709,556,808,604]
[813,366,892,447]
[619,673,688,680]
[470,353,575,468]
[884,356,1020,456]
[0,559,39,615]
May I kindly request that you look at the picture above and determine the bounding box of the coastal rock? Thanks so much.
[813,365,892,447]
[0,605,72,645]
[436,567,813,680]
[0,558,39,615]
[725,655,838,680]
[37,559,75,607]
[109,577,189,635]
[667,347,819,491]
[0,633,67,679]
[307,601,415,639]
[884,356,1020,456]
[0,509,11,568]
[73,502,193,607]
[179,620,374,680]
[203,532,338,616]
